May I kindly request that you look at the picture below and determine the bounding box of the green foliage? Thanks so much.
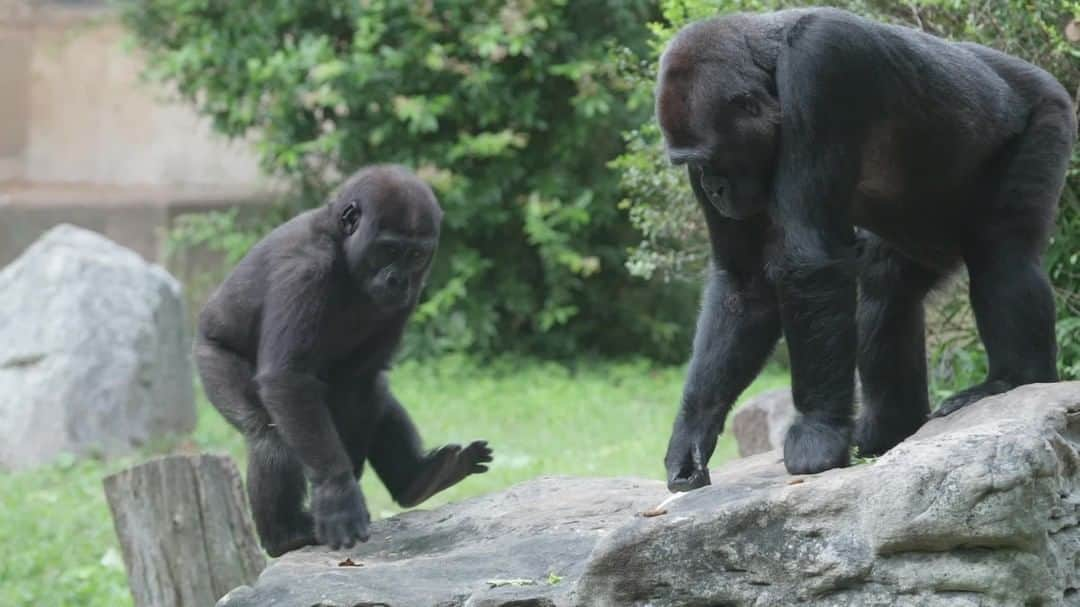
[166,208,268,268]
[850,445,879,466]
[1047,176,1080,380]
[120,0,698,361]
[615,0,1080,383]
[0,359,789,606]
[0,457,131,606]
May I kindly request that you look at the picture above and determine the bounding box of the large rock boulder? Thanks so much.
[220,382,1080,607]
[578,381,1080,606]
[731,387,796,457]
[0,224,194,469]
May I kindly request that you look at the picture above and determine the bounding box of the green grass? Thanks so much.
[0,356,788,606]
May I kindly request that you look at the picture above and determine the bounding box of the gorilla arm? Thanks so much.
[253,258,371,549]
[664,205,780,492]
[764,13,869,474]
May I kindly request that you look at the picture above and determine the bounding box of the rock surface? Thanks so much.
[222,382,1080,606]
[731,387,796,457]
[0,224,194,469]
[217,476,668,607]
[579,382,1080,606]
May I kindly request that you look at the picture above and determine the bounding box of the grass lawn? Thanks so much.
[0,356,788,606]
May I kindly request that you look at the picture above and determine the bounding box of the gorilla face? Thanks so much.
[655,24,780,219]
[358,230,435,311]
[334,166,442,312]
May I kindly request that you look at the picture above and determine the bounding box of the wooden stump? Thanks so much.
[104,453,266,607]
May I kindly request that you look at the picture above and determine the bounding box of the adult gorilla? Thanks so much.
[196,165,492,556]
[658,8,1076,490]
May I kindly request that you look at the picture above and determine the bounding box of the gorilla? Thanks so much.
[195,165,493,556]
[657,8,1076,490]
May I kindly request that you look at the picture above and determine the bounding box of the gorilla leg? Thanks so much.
[934,240,1058,416]
[933,99,1069,417]
[854,234,951,455]
[366,378,491,508]
[246,430,316,557]
[194,336,263,435]
[195,338,314,556]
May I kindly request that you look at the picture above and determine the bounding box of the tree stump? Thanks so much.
[103,453,266,607]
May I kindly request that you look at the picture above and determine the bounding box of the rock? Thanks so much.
[219,382,1080,606]
[577,382,1080,606]
[731,388,796,457]
[0,224,194,469]
[217,476,667,607]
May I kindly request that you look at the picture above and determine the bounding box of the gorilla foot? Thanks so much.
[784,417,852,475]
[853,412,925,457]
[396,441,492,508]
[930,379,1014,419]
[263,512,316,558]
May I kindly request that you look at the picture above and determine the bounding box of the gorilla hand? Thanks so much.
[311,473,371,550]
[664,405,720,493]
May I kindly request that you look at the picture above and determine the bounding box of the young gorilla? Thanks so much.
[658,8,1076,490]
[195,165,493,556]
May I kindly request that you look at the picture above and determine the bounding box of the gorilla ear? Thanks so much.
[341,200,362,235]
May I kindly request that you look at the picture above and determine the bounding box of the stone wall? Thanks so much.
[0,0,277,281]
[0,0,263,187]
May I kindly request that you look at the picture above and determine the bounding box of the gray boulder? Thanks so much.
[223,382,1080,606]
[578,381,1080,606]
[731,388,796,457]
[0,224,194,469]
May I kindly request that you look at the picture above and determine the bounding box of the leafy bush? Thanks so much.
[121,0,698,361]
[615,0,1080,384]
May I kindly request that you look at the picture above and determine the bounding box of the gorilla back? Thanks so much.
[657,8,1076,490]
[195,165,492,556]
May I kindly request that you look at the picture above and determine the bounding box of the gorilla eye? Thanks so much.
[732,93,759,116]
[341,201,361,234]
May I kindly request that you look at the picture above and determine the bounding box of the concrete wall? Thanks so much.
[0,2,31,182]
[0,0,264,188]
[0,0,276,277]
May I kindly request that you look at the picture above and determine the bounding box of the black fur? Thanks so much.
[657,8,1076,488]
[195,165,492,556]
